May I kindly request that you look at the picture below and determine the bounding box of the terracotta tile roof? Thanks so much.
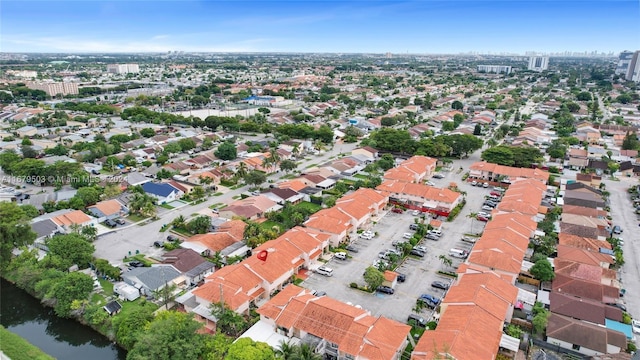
[546,313,627,354]
[562,205,607,218]
[412,305,502,360]
[554,259,618,286]
[277,180,308,192]
[444,272,518,320]
[261,286,410,358]
[195,265,263,310]
[187,233,239,252]
[51,210,93,227]
[468,247,523,275]
[552,273,619,303]
[557,233,611,250]
[217,220,246,240]
[335,198,371,220]
[376,180,461,204]
[305,207,352,234]
[557,244,614,266]
[469,161,550,182]
[88,199,123,217]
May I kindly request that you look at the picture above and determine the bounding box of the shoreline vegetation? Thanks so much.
[0,325,56,360]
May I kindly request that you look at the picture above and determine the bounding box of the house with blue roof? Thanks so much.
[142,182,181,204]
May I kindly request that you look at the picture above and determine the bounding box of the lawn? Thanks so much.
[160,203,175,210]
[353,174,369,180]
[0,325,54,360]
[259,220,284,232]
[99,278,114,295]
[117,298,159,320]
[295,201,321,213]
[127,214,148,223]
[123,254,154,266]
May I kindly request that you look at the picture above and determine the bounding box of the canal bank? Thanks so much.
[0,279,126,360]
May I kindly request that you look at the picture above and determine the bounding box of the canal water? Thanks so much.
[0,278,126,360]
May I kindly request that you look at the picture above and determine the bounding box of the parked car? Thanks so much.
[409,223,419,231]
[461,237,477,244]
[392,239,406,247]
[419,293,440,305]
[433,173,445,179]
[360,233,374,240]
[490,191,502,197]
[129,260,144,268]
[387,248,402,256]
[378,251,389,259]
[167,235,179,241]
[372,259,389,268]
[482,182,489,188]
[410,249,426,257]
[606,302,627,312]
[115,218,126,225]
[211,208,219,214]
[316,266,333,277]
[493,187,505,192]
[477,211,491,218]
[377,286,394,294]
[426,181,436,186]
[407,314,427,327]
[429,229,442,237]
[412,210,421,216]
[334,252,347,260]
[431,281,450,290]
[403,232,413,239]
[414,245,428,253]
[632,319,640,334]
[345,245,359,253]
[425,234,439,241]
[470,181,478,186]
[397,273,406,282]
[153,241,164,248]
[391,208,404,214]
[612,225,622,234]
[481,205,494,211]
[104,219,117,228]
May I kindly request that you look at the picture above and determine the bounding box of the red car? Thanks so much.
[490,191,502,197]
[477,216,490,222]
[391,208,404,214]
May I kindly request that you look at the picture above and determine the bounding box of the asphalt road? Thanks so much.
[605,176,640,332]
[93,141,359,265]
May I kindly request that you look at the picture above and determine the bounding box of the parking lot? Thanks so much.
[301,175,494,325]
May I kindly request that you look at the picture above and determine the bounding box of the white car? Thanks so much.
[412,210,421,216]
[481,205,493,211]
[360,232,373,240]
[478,211,491,218]
[470,181,478,186]
[426,181,436,186]
[632,319,640,334]
[403,232,413,239]
[362,230,375,237]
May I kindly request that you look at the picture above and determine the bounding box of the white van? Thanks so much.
[449,248,468,259]
[316,266,334,277]
[334,252,347,260]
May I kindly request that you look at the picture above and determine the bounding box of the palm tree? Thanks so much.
[291,143,300,159]
[275,340,296,360]
[171,215,186,229]
[236,162,248,179]
[313,140,325,153]
[438,254,453,269]
[268,148,281,173]
[295,343,322,360]
[467,211,478,234]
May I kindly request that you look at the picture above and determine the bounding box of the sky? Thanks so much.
[1,0,639,54]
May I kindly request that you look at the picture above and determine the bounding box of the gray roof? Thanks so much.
[123,265,182,291]
[31,219,60,238]
[126,172,151,186]
[185,261,215,278]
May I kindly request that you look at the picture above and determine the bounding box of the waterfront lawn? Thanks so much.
[98,278,114,295]
[0,325,54,360]
[118,298,159,319]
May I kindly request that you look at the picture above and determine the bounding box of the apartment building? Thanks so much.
[528,56,549,72]
[107,63,140,74]
[26,81,79,96]
[477,65,512,74]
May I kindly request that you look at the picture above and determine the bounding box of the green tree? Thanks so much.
[226,338,275,360]
[529,258,555,281]
[473,124,482,136]
[279,159,297,173]
[481,146,515,166]
[163,142,182,155]
[19,204,40,219]
[21,145,37,159]
[0,202,37,268]
[621,131,639,150]
[187,216,211,234]
[178,138,196,151]
[140,128,156,138]
[451,100,463,110]
[50,271,94,317]
[363,266,384,291]
[191,186,206,201]
[210,303,248,337]
[113,302,156,349]
[576,91,592,101]
[215,141,237,160]
[127,311,205,360]
[244,170,267,187]
[74,186,102,207]
[201,137,214,150]
[201,333,233,360]
[46,233,95,269]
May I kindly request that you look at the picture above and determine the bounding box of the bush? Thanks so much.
[426,321,438,330]
[447,200,466,221]
[349,282,358,289]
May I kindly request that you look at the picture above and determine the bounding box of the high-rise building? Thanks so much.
[615,51,634,75]
[107,64,140,74]
[26,81,78,96]
[527,56,549,72]
[477,65,512,74]
[624,51,640,82]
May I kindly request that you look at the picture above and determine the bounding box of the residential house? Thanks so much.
[546,313,626,356]
[263,187,305,205]
[125,172,152,187]
[552,273,619,303]
[142,182,181,204]
[550,291,623,325]
[556,244,614,268]
[304,207,354,246]
[468,162,550,183]
[568,148,589,170]
[160,248,215,286]
[121,265,184,296]
[219,196,280,220]
[33,209,97,231]
[256,285,411,360]
[182,220,246,257]
[351,146,379,162]
[383,156,437,183]
[87,199,128,222]
[377,180,461,214]
[575,173,602,188]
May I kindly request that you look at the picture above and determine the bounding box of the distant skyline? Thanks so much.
[2,1,639,54]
